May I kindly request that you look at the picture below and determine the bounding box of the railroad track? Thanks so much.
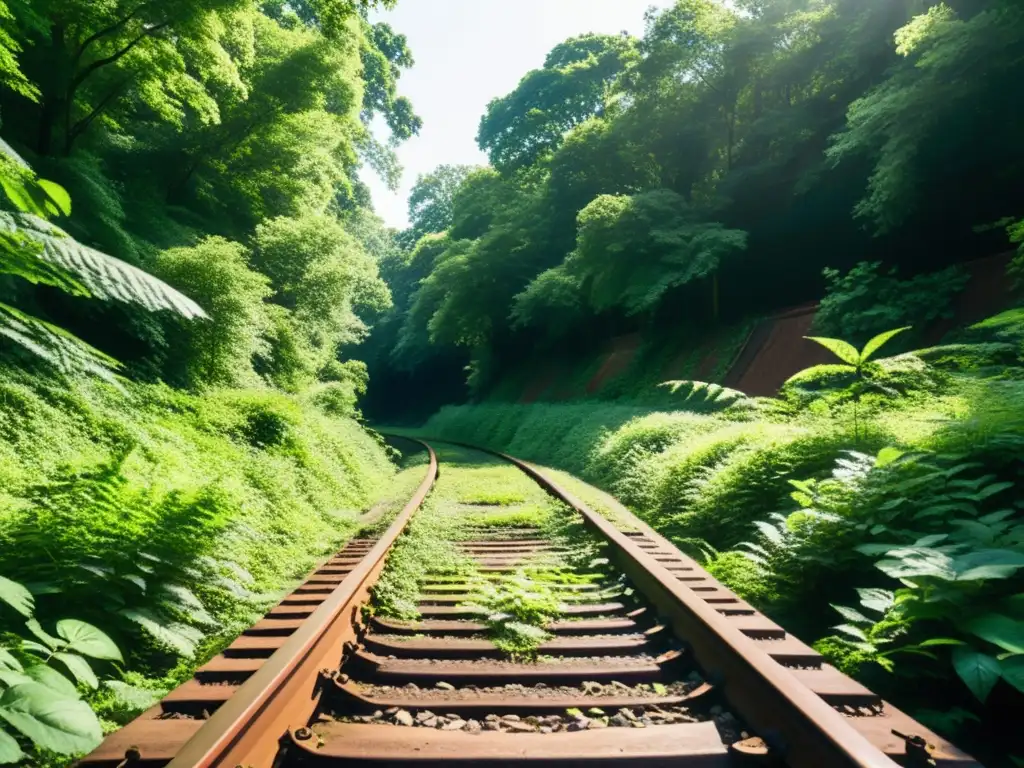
[79,439,980,768]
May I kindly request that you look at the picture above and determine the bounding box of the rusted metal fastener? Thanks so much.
[115,747,141,768]
[293,727,313,741]
[892,730,937,767]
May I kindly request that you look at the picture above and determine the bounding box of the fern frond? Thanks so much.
[659,379,747,407]
[0,212,207,319]
[0,302,121,383]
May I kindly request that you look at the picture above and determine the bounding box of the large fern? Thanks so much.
[0,142,205,378]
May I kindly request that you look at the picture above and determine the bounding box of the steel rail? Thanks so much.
[437,438,978,768]
[162,439,438,768]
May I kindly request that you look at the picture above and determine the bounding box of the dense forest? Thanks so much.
[0,0,1022,764]
[362,0,1024,419]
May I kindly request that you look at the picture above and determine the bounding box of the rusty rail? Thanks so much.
[78,437,980,768]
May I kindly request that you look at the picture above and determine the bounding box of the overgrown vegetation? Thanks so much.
[419,308,1024,764]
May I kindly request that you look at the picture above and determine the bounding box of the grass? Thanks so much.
[0,364,403,760]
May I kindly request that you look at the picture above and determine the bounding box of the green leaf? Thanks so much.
[913,534,948,548]
[951,648,1002,702]
[0,651,21,672]
[859,327,911,363]
[918,638,966,647]
[119,609,199,658]
[56,620,122,662]
[23,665,79,699]
[0,683,102,754]
[24,619,61,650]
[1001,655,1024,694]
[857,588,894,614]
[0,577,33,617]
[832,604,871,624]
[953,549,1024,581]
[0,727,24,764]
[652,682,668,695]
[966,614,1024,654]
[875,447,905,467]
[103,680,163,711]
[833,624,869,642]
[52,653,98,690]
[804,336,860,366]
[35,180,71,217]
[0,670,32,687]
[976,482,1014,500]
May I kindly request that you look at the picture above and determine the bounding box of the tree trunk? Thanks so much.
[36,24,66,156]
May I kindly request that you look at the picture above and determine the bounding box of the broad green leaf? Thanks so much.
[753,520,784,546]
[120,609,199,658]
[966,614,1024,654]
[52,653,98,690]
[859,327,911,363]
[0,670,31,687]
[953,549,1024,581]
[0,651,21,672]
[1001,656,1024,694]
[24,665,79,699]
[0,683,102,754]
[56,620,122,662]
[832,604,871,624]
[918,638,966,647]
[35,180,71,217]
[913,534,948,548]
[857,588,894,614]
[976,482,1014,500]
[951,648,1001,702]
[0,727,23,764]
[875,447,905,467]
[0,577,33,617]
[804,336,860,366]
[833,624,869,642]
[24,619,60,650]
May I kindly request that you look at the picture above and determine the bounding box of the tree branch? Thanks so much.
[73,3,153,63]
[70,20,170,94]
[65,81,129,154]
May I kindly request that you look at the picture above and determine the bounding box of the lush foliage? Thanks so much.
[418,309,1024,762]
[363,0,1024,414]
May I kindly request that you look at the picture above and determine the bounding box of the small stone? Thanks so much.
[647,712,670,722]
[618,708,638,722]
[709,705,723,716]
[372,710,384,720]
[641,716,654,727]
[483,721,501,731]
[385,707,400,716]
[505,721,538,733]
[741,731,750,739]
[435,716,450,726]
[337,673,351,684]
[465,719,482,733]
[535,682,547,689]
[484,714,500,722]
[610,681,630,691]
[405,682,420,690]
[587,718,609,730]
[442,720,466,731]
[502,714,521,722]
[524,716,540,726]
[567,720,588,732]
[609,714,631,728]
[444,714,460,721]
[421,716,439,728]
[582,681,603,695]
[415,711,435,724]
[631,720,646,728]
[587,708,605,716]
[394,710,414,727]
[539,726,553,734]
[436,681,455,691]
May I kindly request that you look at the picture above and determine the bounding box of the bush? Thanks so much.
[814,261,969,347]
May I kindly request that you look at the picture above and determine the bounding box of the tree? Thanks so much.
[567,189,747,316]
[407,164,474,240]
[477,33,637,173]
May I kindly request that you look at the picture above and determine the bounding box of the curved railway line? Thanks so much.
[79,438,980,768]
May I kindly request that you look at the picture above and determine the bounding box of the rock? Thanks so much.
[567,720,588,732]
[405,682,420,690]
[502,714,521,722]
[483,721,501,731]
[384,707,400,716]
[586,707,605,716]
[421,716,439,729]
[646,712,670,722]
[709,705,723,716]
[539,726,553,734]
[535,682,547,689]
[442,720,466,731]
[484,714,500,722]
[610,681,630,691]
[393,710,414,727]
[372,710,384,720]
[415,711,435,724]
[741,731,750,739]
[587,718,609,730]
[465,719,482,733]
[618,708,638,722]
[640,716,654,727]
[444,714,460,721]
[505,721,538,733]
[609,714,631,728]
[582,681,603,695]
[524,716,540,726]
[631,720,646,728]
[436,681,455,691]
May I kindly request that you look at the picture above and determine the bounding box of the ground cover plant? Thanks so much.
[419,308,1024,765]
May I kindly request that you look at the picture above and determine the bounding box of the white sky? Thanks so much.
[360,0,675,229]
